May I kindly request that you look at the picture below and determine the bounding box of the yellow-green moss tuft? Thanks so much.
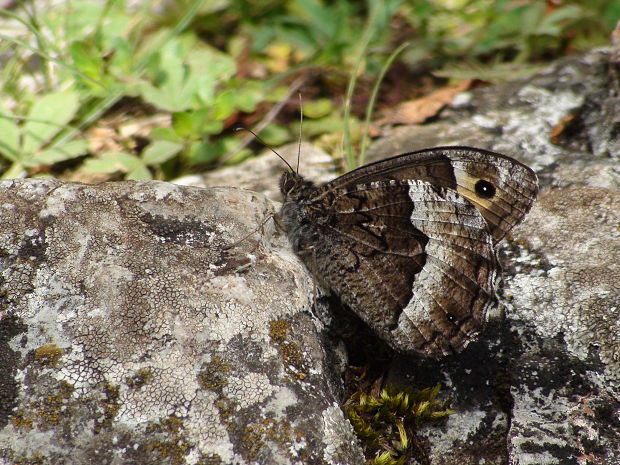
[242,417,305,462]
[95,382,121,433]
[35,381,75,426]
[13,452,47,465]
[197,453,225,465]
[345,384,453,464]
[10,410,34,430]
[268,319,289,343]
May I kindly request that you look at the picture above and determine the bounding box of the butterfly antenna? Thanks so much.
[234,125,294,173]
[296,92,303,174]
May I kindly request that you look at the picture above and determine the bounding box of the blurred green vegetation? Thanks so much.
[0,0,617,180]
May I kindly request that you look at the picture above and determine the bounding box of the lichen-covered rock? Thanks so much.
[503,184,620,465]
[371,48,620,465]
[0,179,364,465]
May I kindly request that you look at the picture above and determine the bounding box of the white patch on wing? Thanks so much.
[393,181,497,351]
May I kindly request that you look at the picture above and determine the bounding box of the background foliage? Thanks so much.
[0,0,617,181]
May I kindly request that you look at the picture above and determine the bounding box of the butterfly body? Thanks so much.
[278,147,538,358]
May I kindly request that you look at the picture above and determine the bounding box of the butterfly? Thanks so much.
[277,146,538,358]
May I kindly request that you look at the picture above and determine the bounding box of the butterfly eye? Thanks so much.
[283,179,294,193]
[280,172,298,195]
[475,179,496,199]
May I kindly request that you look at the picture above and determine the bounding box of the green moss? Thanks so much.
[94,382,121,433]
[241,417,305,462]
[35,381,74,426]
[33,344,64,368]
[10,409,34,430]
[126,368,155,389]
[214,397,235,426]
[268,319,308,380]
[197,356,231,392]
[145,416,193,465]
[197,454,224,465]
[13,452,47,465]
[268,319,289,344]
[345,384,453,465]
[11,380,76,431]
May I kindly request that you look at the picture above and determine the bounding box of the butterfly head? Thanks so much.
[279,171,317,202]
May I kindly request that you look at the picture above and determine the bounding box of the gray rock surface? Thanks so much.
[374,48,620,465]
[0,180,364,464]
[1,46,620,465]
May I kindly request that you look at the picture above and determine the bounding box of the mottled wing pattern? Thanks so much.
[325,147,538,243]
[308,179,498,357]
[279,147,538,358]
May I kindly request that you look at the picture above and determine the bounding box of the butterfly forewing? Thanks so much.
[323,147,538,243]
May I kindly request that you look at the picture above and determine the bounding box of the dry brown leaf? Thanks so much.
[549,113,577,145]
[85,126,123,154]
[379,79,473,126]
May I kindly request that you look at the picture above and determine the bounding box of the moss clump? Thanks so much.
[345,384,453,465]
[197,453,224,465]
[126,368,154,389]
[268,319,289,344]
[197,356,231,392]
[242,417,305,462]
[35,381,75,426]
[11,380,75,431]
[33,344,64,367]
[13,452,47,465]
[10,409,34,430]
[145,416,193,465]
[94,382,121,433]
[268,319,308,380]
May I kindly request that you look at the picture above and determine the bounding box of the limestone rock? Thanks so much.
[0,179,364,465]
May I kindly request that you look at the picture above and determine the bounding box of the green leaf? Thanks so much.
[1,162,26,179]
[302,98,333,118]
[82,151,142,174]
[235,81,265,112]
[536,5,582,36]
[29,139,87,166]
[189,48,236,105]
[186,140,224,166]
[150,127,183,142]
[258,124,290,146]
[70,41,103,81]
[221,147,252,166]
[108,37,134,77]
[264,85,289,103]
[202,119,224,135]
[138,38,236,112]
[212,90,235,120]
[139,82,180,113]
[141,140,183,165]
[172,109,208,138]
[0,113,21,162]
[22,91,80,155]
[126,165,152,180]
[292,114,345,136]
[289,0,339,40]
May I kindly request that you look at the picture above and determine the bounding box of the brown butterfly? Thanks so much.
[277,147,538,358]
